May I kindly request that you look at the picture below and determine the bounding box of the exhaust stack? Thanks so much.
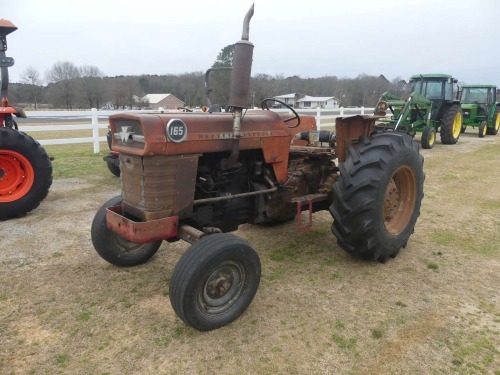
[223,4,254,170]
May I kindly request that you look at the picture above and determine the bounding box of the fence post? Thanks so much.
[361,106,365,115]
[91,108,100,154]
[340,107,344,116]
[316,107,321,128]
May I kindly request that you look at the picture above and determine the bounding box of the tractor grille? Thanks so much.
[119,154,198,221]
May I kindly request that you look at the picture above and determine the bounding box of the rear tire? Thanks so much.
[91,196,162,266]
[479,121,487,138]
[330,132,425,262]
[169,233,261,331]
[421,126,436,149]
[440,104,462,144]
[486,111,500,135]
[0,128,52,220]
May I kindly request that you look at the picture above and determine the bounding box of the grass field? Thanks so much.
[0,131,499,374]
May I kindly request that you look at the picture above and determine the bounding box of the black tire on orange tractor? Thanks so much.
[0,127,52,220]
[169,233,261,331]
[91,196,162,267]
[330,132,425,262]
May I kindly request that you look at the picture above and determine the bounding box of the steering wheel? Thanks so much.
[261,98,301,128]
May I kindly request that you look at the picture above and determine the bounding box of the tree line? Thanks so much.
[9,46,408,110]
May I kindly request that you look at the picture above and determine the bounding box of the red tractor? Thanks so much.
[91,5,425,331]
[0,20,52,220]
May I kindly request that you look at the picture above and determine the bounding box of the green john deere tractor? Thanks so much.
[374,74,463,149]
[460,85,500,137]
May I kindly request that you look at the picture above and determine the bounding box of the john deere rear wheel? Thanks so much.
[330,132,425,262]
[486,111,500,135]
[0,128,52,220]
[440,104,463,144]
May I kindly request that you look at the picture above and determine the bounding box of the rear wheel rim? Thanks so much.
[495,115,500,131]
[452,113,462,138]
[0,150,35,203]
[384,166,417,236]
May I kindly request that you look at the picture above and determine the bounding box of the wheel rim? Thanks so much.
[383,166,417,236]
[111,231,152,255]
[482,123,487,136]
[428,130,435,146]
[495,115,500,131]
[0,150,35,203]
[199,261,246,314]
[452,112,462,139]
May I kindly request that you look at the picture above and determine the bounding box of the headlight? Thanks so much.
[377,101,388,112]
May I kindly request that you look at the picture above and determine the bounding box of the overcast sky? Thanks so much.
[4,0,500,86]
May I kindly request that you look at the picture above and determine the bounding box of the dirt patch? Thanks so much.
[1,133,499,374]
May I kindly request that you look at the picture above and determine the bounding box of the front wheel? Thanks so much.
[330,132,425,262]
[91,196,162,266]
[169,233,261,331]
[421,126,436,149]
[479,121,487,138]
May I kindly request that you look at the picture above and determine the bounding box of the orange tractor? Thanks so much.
[91,5,425,331]
[0,20,52,220]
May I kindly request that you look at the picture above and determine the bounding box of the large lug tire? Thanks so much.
[421,126,436,149]
[486,111,500,135]
[330,132,425,262]
[169,233,261,331]
[478,121,487,138]
[440,104,463,144]
[91,196,162,267]
[0,128,52,220]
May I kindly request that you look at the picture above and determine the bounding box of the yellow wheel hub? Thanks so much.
[495,115,500,131]
[452,112,462,138]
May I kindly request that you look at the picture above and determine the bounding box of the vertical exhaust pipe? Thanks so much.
[223,4,254,169]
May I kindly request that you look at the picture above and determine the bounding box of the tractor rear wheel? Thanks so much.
[330,132,424,262]
[421,126,436,149]
[91,196,162,266]
[479,121,487,138]
[440,104,463,144]
[0,128,52,220]
[486,111,500,135]
[169,233,261,331]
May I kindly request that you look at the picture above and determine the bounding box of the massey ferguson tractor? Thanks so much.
[0,20,52,220]
[374,74,463,149]
[91,5,425,331]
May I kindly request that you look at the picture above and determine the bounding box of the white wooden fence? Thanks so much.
[18,107,375,154]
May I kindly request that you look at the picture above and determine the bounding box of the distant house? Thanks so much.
[142,93,184,110]
[297,96,340,109]
[272,93,302,108]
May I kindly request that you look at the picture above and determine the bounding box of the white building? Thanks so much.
[272,93,300,108]
[297,96,340,109]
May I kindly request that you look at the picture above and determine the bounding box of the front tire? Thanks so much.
[440,104,462,144]
[0,128,52,220]
[330,132,425,262]
[479,121,487,138]
[91,196,162,266]
[421,126,436,149]
[169,233,261,331]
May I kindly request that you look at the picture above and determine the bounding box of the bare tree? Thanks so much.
[46,61,80,109]
[20,66,42,109]
[79,65,105,109]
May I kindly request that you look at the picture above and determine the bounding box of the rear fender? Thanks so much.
[335,115,375,162]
